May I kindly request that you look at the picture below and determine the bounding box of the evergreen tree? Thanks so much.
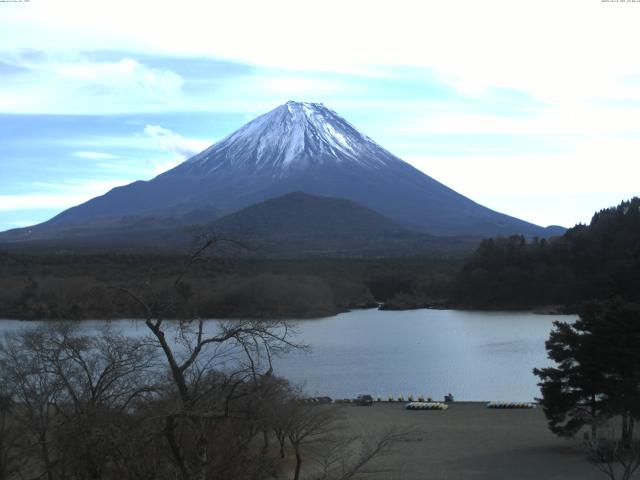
[534,300,640,443]
[583,301,640,444]
[534,315,609,439]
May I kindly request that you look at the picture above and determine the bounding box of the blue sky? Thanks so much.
[1,0,639,231]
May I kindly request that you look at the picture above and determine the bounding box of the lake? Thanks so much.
[0,309,573,402]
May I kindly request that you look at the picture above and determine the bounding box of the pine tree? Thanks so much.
[534,315,609,439]
[535,300,640,443]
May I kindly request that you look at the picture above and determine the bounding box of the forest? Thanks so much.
[2,197,639,320]
[0,249,462,320]
[452,198,640,310]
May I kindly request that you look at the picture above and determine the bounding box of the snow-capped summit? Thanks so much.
[178,101,397,176]
[16,101,557,238]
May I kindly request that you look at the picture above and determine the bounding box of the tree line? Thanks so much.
[0,250,462,321]
[453,198,640,309]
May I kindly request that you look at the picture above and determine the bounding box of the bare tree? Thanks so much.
[41,323,159,480]
[0,328,64,480]
[0,392,24,480]
[35,323,159,413]
[311,429,411,480]
[268,383,298,459]
[286,403,341,480]
[116,236,305,480]
[281,401,412,480]
[0,323,161,480]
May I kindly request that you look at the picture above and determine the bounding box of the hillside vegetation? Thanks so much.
[0,252,462,320]
[452,198,640,309]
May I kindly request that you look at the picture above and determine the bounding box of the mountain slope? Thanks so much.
[0,192,479,256]
[2,101,560,243]
[207,192,478,257]
[212,192,408,238]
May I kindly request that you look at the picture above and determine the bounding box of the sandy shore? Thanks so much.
[336,402,602,480]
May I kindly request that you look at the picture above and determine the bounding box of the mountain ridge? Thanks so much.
[1,101,564,245]
[0,192,482,256]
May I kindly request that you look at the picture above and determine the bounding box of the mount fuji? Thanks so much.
[1,101,562,249]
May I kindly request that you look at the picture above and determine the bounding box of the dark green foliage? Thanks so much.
[582,301,640,444]
[454,197,640,309]
[534,313,609,438]
[534,300,640,442]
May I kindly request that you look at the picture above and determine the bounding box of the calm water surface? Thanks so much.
[0,309,574,402]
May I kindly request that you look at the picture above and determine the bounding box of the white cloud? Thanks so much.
[0,54,183,114]
[2,1,639,99]
[0,194,89,211]
[143,124,210,159]
[406,136,640,227]
[8,220,35,228]
[73,151,119,159]
[391,105,640,137]
[3,1,640,123]
[56,57,182,93]
[141,124,211,175]
[260,76,352,97]
[0,179,130,212]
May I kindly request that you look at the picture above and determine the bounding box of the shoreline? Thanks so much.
[0,304,577,322]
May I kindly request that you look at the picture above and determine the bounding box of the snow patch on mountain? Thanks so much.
[179,101,401,177]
